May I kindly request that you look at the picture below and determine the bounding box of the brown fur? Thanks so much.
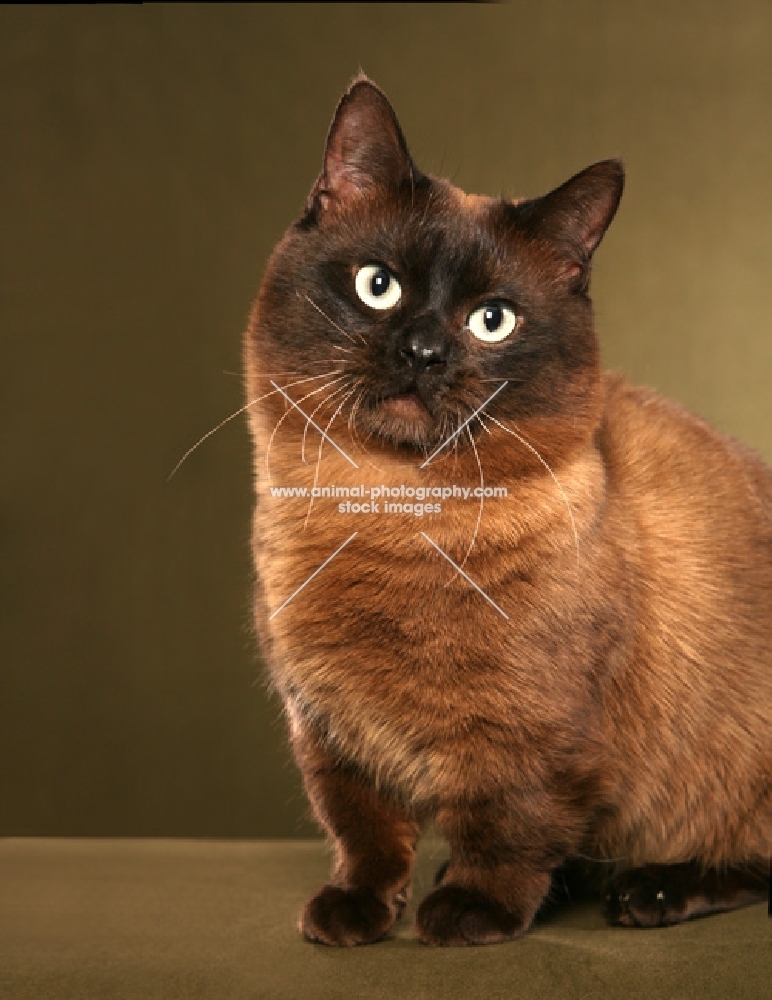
[245,75,771,946]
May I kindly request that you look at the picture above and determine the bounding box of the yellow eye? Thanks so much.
[468,302,518,343]
[354,265,402,310]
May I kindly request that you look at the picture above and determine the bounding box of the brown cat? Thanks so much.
[244,75,771,946]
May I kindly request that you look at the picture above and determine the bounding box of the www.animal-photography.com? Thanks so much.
[1,5,770,999]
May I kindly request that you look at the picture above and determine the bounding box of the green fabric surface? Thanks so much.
[1,840,768,999]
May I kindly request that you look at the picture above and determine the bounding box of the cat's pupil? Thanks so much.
[484,305,502,332]
[371,269,391,296]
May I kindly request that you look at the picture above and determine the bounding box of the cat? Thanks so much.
[244,74,771,946]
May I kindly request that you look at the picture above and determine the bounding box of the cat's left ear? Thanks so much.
[530,160,625,290]
[305,74,420,220]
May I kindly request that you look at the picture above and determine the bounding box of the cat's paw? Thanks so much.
[415,885,524,946]
[603,868,685,927]
[299,885,397,946]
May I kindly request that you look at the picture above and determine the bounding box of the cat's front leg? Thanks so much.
[415,797,558,946]
[292,725,419,946]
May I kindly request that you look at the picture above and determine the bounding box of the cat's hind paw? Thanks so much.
[603,868,679,927]
[603,862,768,928]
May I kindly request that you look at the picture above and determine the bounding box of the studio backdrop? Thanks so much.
[2,1,771,837]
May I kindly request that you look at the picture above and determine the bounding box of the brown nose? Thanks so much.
[398,330,447,374]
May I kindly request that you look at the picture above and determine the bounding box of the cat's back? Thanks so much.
[586,374,771,865]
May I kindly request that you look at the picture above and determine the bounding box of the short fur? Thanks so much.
[245,75,771,946]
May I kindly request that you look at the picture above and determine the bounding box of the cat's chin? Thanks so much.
[360,393,440,451]
[380,392,427,421]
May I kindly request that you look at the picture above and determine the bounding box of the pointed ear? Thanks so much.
[530,160,625,290]
[306,74,419,219]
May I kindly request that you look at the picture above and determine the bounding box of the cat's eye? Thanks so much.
[467,301,518,343]
[354,264,402,310]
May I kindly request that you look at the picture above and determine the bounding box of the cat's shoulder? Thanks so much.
[602,371,696,424]
[599,371,716,450]
[601,370,729,447]
[598,371,772,493]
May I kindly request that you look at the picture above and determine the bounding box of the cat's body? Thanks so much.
[245,76,770,945]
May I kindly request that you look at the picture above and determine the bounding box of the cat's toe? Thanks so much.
[603,869,682,927]
[299,885,396,946]
[415,885,524,946]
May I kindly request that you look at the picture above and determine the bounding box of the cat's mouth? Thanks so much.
[357,386,441,450]
[379,391,428,419]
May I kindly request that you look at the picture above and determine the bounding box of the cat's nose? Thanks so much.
[398,331,447,375]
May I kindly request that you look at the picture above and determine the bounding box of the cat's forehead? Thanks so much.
[321,178,532,287]
[300,176,531,281]
[451,189,492,214]
[446,184,525,216]
[385,181,522,272]
[428,181,529,247]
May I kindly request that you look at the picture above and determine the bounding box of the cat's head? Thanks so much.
[248,75,623,463]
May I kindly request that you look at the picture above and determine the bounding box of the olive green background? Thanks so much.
[2,2,771,838]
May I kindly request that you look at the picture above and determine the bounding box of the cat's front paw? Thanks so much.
[299,885,397,946]
[415,885,525,946]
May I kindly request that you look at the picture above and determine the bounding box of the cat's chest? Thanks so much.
[271,561,538,804]
[282,662,502,806]
[284,682,438,802]
[255,442,592,800]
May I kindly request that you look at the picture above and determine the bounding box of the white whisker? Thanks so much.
[266,376,349,481]
[167,371,345,481]
[420,381,508,468]
[484,411,580,562]
[304,385,358,528]
[346,380,366,445]
[348,384,372,456]
[301,379,352,464]
[452,408,462,470]
[457,423,485,570]
[251,365,352,375]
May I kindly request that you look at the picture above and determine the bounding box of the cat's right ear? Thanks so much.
[526,159,625,292]
[304,74,419,222]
